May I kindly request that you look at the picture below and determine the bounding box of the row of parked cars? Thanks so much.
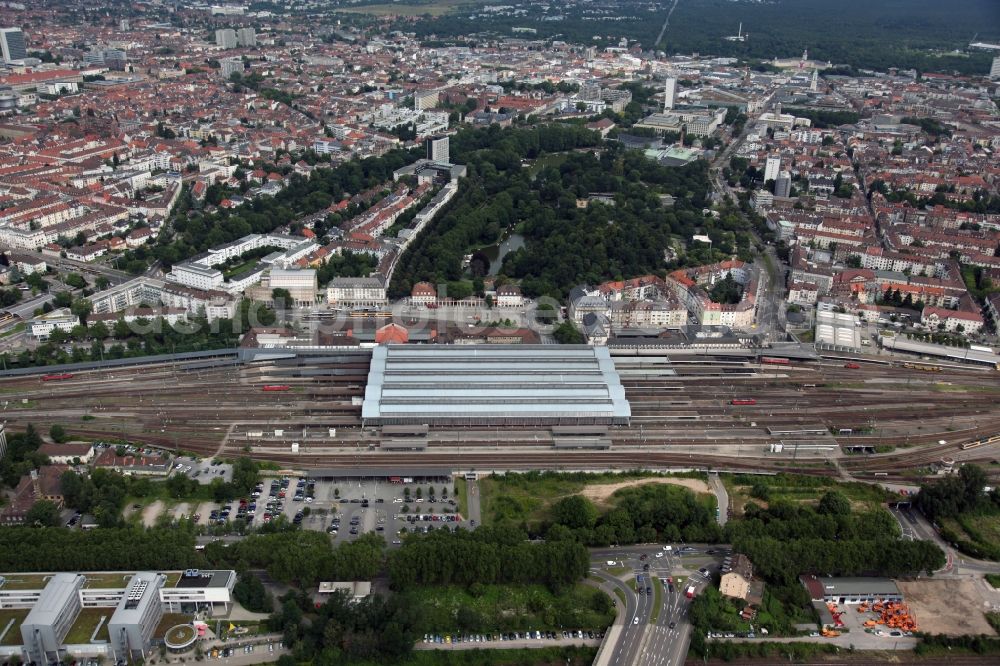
[423,630,603,645]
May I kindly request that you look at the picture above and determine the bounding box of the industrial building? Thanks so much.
[108,572,166,664]
[362,345,631,426]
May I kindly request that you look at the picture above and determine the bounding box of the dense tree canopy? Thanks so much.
[728,501,945,584]
[0,527,197,571]
[388,525,589,592]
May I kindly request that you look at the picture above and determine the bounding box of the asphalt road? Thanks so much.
[708,472,729,526]
[588,544,721,666]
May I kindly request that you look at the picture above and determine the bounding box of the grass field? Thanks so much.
[0,608,29,646]
[526,152,570,176]
[722,473,896,516]
[333,0,469,16]
[65,607,109,644]
[939,512,1000,560]
[400,583,615,634]
[478,471,709,527]
[83,572,133,588]
[0,573,52,589]
[154,613,193,640]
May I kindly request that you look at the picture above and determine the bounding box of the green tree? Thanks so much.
[25,500,62,527]
[551,495,598,529]
[49,424,67,443]
[818,490,851,516]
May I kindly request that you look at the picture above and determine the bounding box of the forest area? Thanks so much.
[402,0,997,75]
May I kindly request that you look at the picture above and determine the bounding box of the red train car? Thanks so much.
[262,384,291,392]
[760,356,790,366]
[844,362,861,369]
[41,373,74,381]
[730,398,757,406]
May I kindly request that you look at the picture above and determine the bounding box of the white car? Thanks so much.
[633,617,639,625]
[606,560,616,566]
[655,552,664,558]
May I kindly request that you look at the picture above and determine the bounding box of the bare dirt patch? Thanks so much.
[173,502,190,520]
[195,502,215,525]
[581,477,712,504]
[141,500,165,528]
[898,579,996,636]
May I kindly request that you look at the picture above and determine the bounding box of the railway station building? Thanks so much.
[362,345,631,426]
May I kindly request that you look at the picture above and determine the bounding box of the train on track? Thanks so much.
[760,356,790,366]
[41,373,74,381]
[960,434,1000,450]
[730,398,757,405]
[261,385,292,392]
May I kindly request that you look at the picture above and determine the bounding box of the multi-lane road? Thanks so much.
[589,545,725,666]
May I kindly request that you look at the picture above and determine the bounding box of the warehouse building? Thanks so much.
[20,573,85,665]
[362,345,631,426]
[108,572,166,664]
[802,575,902,604]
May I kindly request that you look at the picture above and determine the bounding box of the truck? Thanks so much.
[685,585,696,599]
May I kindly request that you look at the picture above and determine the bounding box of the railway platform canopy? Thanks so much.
[362,345,631,426]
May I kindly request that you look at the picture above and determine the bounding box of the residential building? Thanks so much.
[236,28,256,47]
[215,29,237,49]
[167,263,225,291]
[921,306,984,334]
[414,90,439,111]
[719,554,753,601]
[991,56,1000,80]
[220,57,244,79]
[763,155,781,183]
[0,28,27,63]
[0,466,69,525]
[775,171,792,198]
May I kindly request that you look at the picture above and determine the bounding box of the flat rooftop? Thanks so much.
[174,570,233,589]
[362,345,631,425]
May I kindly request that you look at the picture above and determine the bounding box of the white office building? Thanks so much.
[108,573,166,664]
[664,77,676,111]
[427,136,449,162]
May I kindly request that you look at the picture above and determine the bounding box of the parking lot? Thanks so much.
[196,474,469,546]
[172,456,232,485]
